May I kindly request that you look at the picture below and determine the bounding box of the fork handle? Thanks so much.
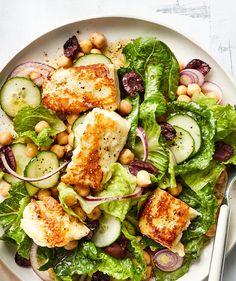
[208,204,230,281]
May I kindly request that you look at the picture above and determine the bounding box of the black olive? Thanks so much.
[122,71,144,97]
[15,252,31,267]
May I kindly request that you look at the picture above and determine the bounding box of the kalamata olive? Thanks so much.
[185,59,211,76]
[104,237,128,259]
[0,146,16,172]
[129,160,158,176]
[92,271,110,281]
[213,141,234,162]
[122,71,144,97]
[63,35,80,58]
[159,122,176,141]
[15,252,31,267]
[64,150,73,161]
[85,220,99,240]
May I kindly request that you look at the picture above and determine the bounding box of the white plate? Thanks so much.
[0,16,236,281]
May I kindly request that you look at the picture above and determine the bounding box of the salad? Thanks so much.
[0,30,235,281]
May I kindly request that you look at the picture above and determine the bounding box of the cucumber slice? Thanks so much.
[74,54,112,67]
[4,143,33,184]
[24,151,59,189]
[0,77,41,117]
[92,214,121,247]
[72,112,89,147]
[168,114,201,155]
[168,126,195,164]
[25,182,39,196]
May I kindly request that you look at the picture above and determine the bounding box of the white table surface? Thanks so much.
[0,0,235,280]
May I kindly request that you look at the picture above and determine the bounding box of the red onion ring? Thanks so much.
[153,249,183,272]
[9,62,54,86]
[85,186,143,202]
[201,81,223,104]
[180,69,205,86]
[136,127,148,162]
[30,243,54,281]
[0,153,68,182]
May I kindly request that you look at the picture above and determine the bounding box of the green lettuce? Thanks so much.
[13,105,66,146]
[223,133,236,164]
[98,163,137,221]
[0,182,31,258]
[120,37,180,100]
[58,164,137,221]
[125,94,140,150]
[167,101,216,175]
[181,160,225,192]
[37,241,144,281]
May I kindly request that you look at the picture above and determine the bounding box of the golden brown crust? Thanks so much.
[139,188,190,249]
[61,113,118,189]
[42,64,118,114]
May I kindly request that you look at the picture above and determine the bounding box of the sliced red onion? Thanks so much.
[86,186,143,202]
[201,81,223,104]
[0,153,68,182]
[30,243,54,281]
[153,249,183,272]
[77,187,143,214]
[136,127,148,161]
[0,146,16,172]
[180,69,205,86]
[9,62,54,86]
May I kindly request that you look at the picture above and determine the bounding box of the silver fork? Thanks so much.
[208,166,236,281]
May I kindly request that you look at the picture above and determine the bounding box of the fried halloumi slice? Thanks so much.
[61,108,130,189]
[139,188,199,257]
[42,64,120,114]
[21,196,89,248]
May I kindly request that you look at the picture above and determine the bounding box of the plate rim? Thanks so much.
[0,14,236,281]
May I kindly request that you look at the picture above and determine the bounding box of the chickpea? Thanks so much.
[118,148,135,165]
[64,193,77,207]
[66,114,79,125]
[90,32,107,49]
[64,144,73,153]
[87,207,102,220]
[144,265,152,280]
[143,251,151,265]
[30,71,41,80]
[0,180,11,197]
[205,91,221,103]
[75,185,91,197]
[68,133,75,147]
[50,144,65,158]
[176,85,187,96]
[118,100,132,116]
[35,121,50,133]
[37,189,51,200]
[90,48,102,54]
[136,170,151,188]
[40,145,51,151]
[0,132,13,146]
[187,83,201,97]
[167,183,183,197]
[73,205,87,221]
[25,143,38,158]
[56,131,68,145]
[79,40,93,54]
[177,95,191,102]
[64,240,78,251]
[57,56,73,68]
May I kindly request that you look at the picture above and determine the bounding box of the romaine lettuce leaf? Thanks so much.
[125,94,140,150]
[181,160,225,192]
[0,182,31,258]
[120,37,180,100]
[18,128,58,147]
[13,105,66,133]
[167,101,215,175]
[179,184,217,241]
[98,163,137,221]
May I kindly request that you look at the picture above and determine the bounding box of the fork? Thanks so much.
[208,166,236,281]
